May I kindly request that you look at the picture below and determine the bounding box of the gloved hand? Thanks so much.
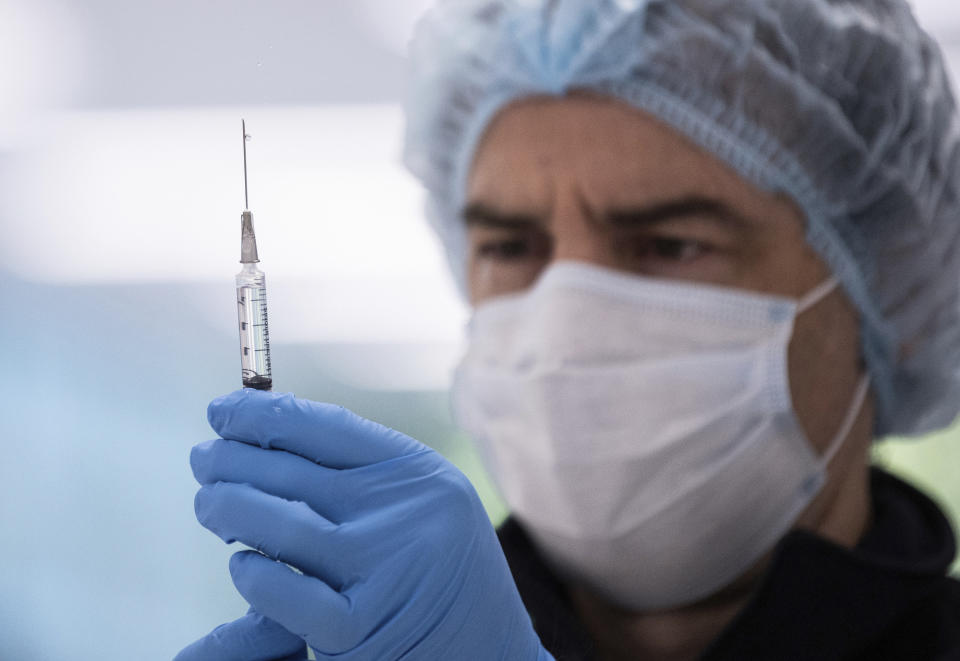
[175,389,554,661]
[174,608,306,660]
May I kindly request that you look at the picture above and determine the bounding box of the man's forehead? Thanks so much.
[466,95,773,220]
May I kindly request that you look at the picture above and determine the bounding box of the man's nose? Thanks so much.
[548,202,618,270]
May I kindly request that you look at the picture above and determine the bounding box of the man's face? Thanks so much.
[464,94,870,537]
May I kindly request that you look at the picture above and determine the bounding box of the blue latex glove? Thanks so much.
[174,609,306,661]
[175,389,554,661]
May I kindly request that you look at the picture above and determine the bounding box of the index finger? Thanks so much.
[207,390,425,468]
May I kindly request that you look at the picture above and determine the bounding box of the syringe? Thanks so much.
[236,120,273,391]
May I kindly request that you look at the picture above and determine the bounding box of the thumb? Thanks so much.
[173,611,306,661]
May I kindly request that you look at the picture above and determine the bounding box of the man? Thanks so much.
[176,1,960,659]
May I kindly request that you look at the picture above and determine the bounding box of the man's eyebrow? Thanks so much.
[461,196,754,230]
[604,196,754,229]
[462,202,542,229]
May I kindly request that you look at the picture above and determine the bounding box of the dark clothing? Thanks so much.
[497,469,960,660]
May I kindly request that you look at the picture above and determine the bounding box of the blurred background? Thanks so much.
[0,1,957,659]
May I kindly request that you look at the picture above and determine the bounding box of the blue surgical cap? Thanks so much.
[402,0,960,437]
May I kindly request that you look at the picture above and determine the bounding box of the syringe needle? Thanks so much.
[240,120,259,265]
[242,119,250,210]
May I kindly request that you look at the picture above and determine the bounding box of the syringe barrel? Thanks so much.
[236,263,272,391]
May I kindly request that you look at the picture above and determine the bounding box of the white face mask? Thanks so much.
[452,261,869,611]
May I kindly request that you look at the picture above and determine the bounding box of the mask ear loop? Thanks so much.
[821,375,871,467]
[795,276,870,465]
[797,277,840,314]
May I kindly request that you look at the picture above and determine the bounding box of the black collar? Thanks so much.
[703,469,958,660]
[498,468,960,660]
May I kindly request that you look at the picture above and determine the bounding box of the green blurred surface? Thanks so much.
[874,417,960,575]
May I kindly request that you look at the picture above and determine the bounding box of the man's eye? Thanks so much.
[642,237,709,262]
[476,239,533,260]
